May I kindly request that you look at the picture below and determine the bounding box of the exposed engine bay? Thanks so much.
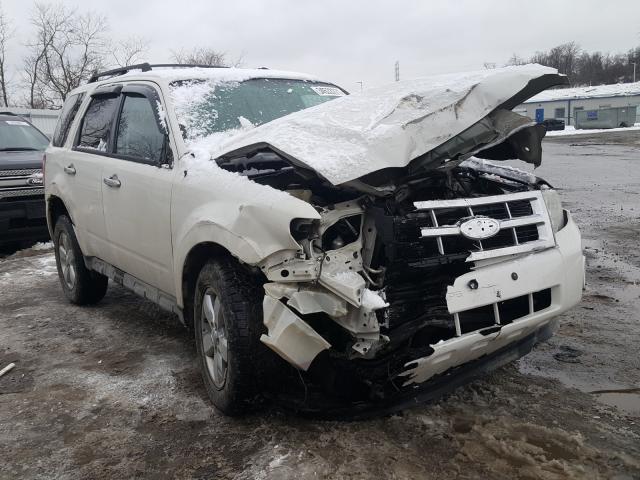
[213,119,582,406]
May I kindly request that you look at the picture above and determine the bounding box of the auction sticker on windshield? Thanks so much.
[310,86,345,96]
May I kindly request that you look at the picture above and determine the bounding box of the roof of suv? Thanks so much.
[72,65,326,96]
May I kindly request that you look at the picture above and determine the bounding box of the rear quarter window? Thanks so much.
[52,93,85,147]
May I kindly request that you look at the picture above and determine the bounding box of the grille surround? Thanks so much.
[414,191,555,262]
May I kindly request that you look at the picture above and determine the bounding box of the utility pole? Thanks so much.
[632,62,637,83]
[395,61,400,82]
[356,81,363,92]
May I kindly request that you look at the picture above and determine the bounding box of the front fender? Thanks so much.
[172,194,320,307]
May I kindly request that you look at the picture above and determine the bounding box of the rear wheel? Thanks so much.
[620,122,629,128]
[53,215,108,305]
[193,257,267,415]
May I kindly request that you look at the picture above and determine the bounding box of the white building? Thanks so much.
[0,107,60,137]
[516,82,640,126]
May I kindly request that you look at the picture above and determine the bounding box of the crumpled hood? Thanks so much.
[215,64,567,185]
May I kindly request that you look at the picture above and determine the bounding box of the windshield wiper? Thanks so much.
[0,147,41,152]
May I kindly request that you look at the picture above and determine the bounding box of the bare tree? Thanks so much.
[171,47,228,66]
[44,9,108,101]
[23,2,107,107]
[522,41,640,86]
[505,53,526,66]
[23,3,68,108]
[111,36,149,67]
[0,6,13,106]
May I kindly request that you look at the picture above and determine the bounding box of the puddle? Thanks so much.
[590,389,640,416]
[519,359,640,417]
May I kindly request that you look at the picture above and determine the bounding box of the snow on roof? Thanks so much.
[104,66,322,85]
[525,81,640,103]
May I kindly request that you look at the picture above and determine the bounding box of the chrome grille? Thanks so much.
[0,187,44,199]
[0,168,41,177]
[414,191,555,262]
[0,168,43,199]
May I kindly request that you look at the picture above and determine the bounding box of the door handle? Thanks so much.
[103,174,121,188]
[63,164,76,175]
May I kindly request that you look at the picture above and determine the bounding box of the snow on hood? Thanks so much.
[203,64,565,185]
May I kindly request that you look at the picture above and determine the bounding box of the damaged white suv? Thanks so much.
[45,63,584,415]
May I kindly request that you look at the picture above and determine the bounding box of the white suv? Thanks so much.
[45,63,585,415]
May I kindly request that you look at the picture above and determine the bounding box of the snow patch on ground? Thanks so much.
[47,354,207,413]
[546,124,640,136]
[31,241,53,251]
[0,253,57,283]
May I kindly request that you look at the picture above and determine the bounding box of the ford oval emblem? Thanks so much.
[459,216,501,240]
[26,174,43,186]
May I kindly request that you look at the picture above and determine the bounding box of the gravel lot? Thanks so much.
[1,131,639,479]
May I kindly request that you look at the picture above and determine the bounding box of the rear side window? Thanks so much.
[52,93,84,147]
[115,94,164,164]
[76,96,120,152]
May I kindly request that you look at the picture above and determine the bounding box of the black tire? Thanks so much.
[620,122,629,128]
[53,215,108,305]
[193,257,267,415]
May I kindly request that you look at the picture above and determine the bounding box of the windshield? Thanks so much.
[169,78,346,141]
[0,118,49,151]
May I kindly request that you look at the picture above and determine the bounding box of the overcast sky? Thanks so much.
[2,0,640,91]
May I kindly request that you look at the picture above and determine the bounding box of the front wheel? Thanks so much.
[53,215,108,305]
[193,257,268,415]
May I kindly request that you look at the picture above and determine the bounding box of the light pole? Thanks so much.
[356,81,363,92]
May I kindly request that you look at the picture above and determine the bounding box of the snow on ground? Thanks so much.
[30,241,53,251]
[546,124,640,137]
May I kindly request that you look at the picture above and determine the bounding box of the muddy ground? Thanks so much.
[1,131,639,479]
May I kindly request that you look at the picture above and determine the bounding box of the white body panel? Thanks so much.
[46,146,109,259]
[100,158,175,294]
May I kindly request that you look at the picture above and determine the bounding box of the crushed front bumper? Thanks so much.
[400,211,584,385]
[277,318,558,419]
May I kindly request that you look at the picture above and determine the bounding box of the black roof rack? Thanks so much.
[88,63,230,83]
[0,111,17,116]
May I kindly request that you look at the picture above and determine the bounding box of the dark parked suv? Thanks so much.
[541,118,565,131]
[0,113,50,245]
